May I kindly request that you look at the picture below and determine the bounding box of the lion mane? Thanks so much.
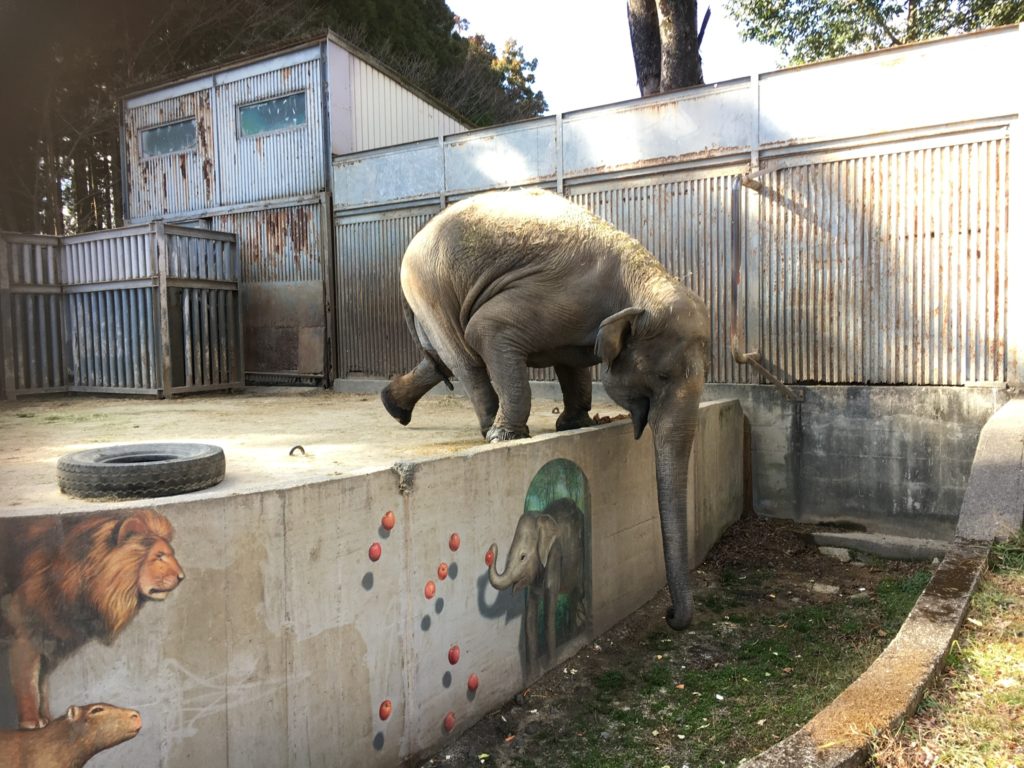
[1,509,184,728]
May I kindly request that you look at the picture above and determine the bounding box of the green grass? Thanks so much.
[871,533,1024,768]
[506,568,932,768]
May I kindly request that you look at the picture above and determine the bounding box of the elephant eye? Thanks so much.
[520,553,527,561]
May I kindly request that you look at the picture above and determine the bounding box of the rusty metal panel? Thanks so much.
[214,59,325,206]
[757,137,1009,385]
[0,234,65,397]
[334,208,437,378]
[213,203,325,377]
[123,89,216,220]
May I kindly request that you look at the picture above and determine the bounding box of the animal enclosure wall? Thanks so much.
[331,25,1021,389]
[0,402,743,767]
[0,225,241,399]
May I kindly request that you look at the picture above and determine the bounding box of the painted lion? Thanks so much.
[0,509,184,729]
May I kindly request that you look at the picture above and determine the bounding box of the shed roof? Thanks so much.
[121,30,472,128]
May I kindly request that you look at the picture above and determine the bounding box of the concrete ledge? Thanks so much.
[810,531,949,562]
[744,397,1024,767]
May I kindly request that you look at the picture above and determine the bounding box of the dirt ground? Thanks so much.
[417,513,930,768]
[0,387,626,515]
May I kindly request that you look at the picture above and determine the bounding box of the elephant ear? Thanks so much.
[536,515,559,569]
[595,307,644,365]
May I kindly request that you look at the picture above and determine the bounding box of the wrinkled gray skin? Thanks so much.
[487,499,585,663]
[382,189,710,629]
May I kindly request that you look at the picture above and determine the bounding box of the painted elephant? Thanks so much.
[487,498,585,664]
[382,189,710,629]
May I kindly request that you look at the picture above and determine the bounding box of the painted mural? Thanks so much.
[486,459,591,671]
[0,508,183,765]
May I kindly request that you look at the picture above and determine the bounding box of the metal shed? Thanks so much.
[121,33,469,384]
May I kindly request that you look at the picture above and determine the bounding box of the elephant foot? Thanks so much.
[380,387,413,426]
[555,411,595,432]
[486,424,530,442]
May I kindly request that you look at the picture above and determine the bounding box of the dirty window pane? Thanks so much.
[141,119,197,158]
[239,92,307,137]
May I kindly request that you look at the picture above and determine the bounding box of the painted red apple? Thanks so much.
[379,699,392,720]
[467,673,479,692]
[443,711,456,732]
[381,510,396,531]
[448,644,460,665]
[438,562,449,580]
[424,580,436,599]
[449,532,461,552]
[368,542,382,562]
[484,546,495,567]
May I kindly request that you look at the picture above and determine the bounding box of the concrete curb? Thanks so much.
[742,397,1024,768]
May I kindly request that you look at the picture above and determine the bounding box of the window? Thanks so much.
[238,92,307,137]
[141,119,198,158]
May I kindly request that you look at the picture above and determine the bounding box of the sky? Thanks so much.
[447,0,783,115]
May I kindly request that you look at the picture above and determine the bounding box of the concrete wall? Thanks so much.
[0,401,741,768]
[705,384,1009,540]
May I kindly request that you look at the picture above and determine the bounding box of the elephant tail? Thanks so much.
[400,294,454,390]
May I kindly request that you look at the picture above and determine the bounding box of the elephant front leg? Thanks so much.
[553,364,595,431]
[456,363,500,437]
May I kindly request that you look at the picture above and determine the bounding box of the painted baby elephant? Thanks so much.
[382,189,710,629]
[487,498,585,664]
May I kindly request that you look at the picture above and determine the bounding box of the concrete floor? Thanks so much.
[0,386,625,516]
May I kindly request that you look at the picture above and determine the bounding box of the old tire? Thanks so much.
[57,443,225,500]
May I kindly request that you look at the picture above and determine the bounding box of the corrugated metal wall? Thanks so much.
[335,208,437,377]
[347,56,466,152]
[214,60,325,206]
[214,202,326,377]
[758,138,1009,385]
[123,90,216,219]
[330,28,1019,389]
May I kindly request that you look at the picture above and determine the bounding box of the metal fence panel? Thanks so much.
[0,234,64,397]
[0,226,240,399]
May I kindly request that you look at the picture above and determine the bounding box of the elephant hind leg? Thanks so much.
[554,365,595,432]
[381,356,446,425]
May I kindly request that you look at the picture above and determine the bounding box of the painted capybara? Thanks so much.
[0,703,141,768]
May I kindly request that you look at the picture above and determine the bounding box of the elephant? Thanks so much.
[486,498,585,665]
[381,188,710,629]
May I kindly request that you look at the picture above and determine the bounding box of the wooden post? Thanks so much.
[0,235,17,399]
[155,222,173,398]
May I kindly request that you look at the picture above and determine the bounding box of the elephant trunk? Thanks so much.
[487,544,516,591]
[649,386,701,630]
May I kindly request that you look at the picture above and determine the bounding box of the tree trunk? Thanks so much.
[627,0,662,96]
[627,0,704,98]
[657,0,704,90]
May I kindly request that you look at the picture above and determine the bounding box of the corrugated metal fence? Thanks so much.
[0,224,242,399]
[331,27,1021,388]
